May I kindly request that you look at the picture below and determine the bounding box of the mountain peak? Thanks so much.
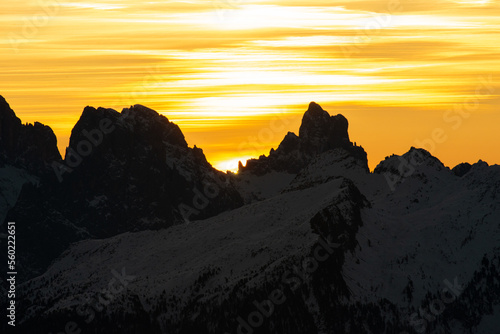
[299,102,350,153]
[240,102,368,174]
[307,101,327,113]
[0,95,16,118]
[0,95,61,172]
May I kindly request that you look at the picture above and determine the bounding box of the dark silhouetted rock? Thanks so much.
[452,162,473,177]
[0,95,61,173]
[6,103,243,281]
[239,102,368,175]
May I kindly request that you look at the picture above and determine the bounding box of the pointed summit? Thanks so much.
[300,102,329,135]
[299,102,331,151]
[305,101,327,116]
[299,102,350,155]
[0,95,21,152]
[240,102,368,174]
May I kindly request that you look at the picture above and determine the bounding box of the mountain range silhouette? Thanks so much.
[1,96,499,334]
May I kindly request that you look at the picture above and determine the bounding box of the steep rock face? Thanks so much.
[5,103,243,281]
[0,97,60,276]
[56,104,242,235]
[0,95,61,172]
[298,102,350,154]
[239,102,368,175]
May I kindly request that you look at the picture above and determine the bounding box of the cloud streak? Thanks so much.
[1,0,499,170]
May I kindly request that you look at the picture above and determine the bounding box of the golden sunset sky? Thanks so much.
[1,0,499,171]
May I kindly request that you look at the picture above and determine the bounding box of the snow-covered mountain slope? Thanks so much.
[234,171,296,203]
[18,176,367,333]
[233,146,369,204]
[347,153,500,305]
[285,147,371,193]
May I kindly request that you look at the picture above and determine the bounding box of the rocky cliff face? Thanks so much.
[298,101,350,153]
[0,95,61,173]
[239,102,368,175]
[53,104,243,236]
[0,97,62,280]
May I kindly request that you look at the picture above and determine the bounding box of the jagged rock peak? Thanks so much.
[0,95,61,172]
[276,131,300,154]
[69,104,188,154]
[240,102,368,174]
[77,106,120,127]
[0,95,16,118]
[81,105,119,116]
[304,101,328,118]
[299,102,350,153]
[0,96,21,148]
[299,102,329,137]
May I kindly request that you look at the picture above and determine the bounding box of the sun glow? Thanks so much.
[214,157,250,173]
[454,0,490,5]
[208,5,360,30]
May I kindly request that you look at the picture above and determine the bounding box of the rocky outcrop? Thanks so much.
[239,102,368,175]
[0,95,61,172]
[298,102,350,154]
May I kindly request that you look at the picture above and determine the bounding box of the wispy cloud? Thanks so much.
[1,0,499,170]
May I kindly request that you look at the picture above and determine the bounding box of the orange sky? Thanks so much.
[1,0,499,171]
